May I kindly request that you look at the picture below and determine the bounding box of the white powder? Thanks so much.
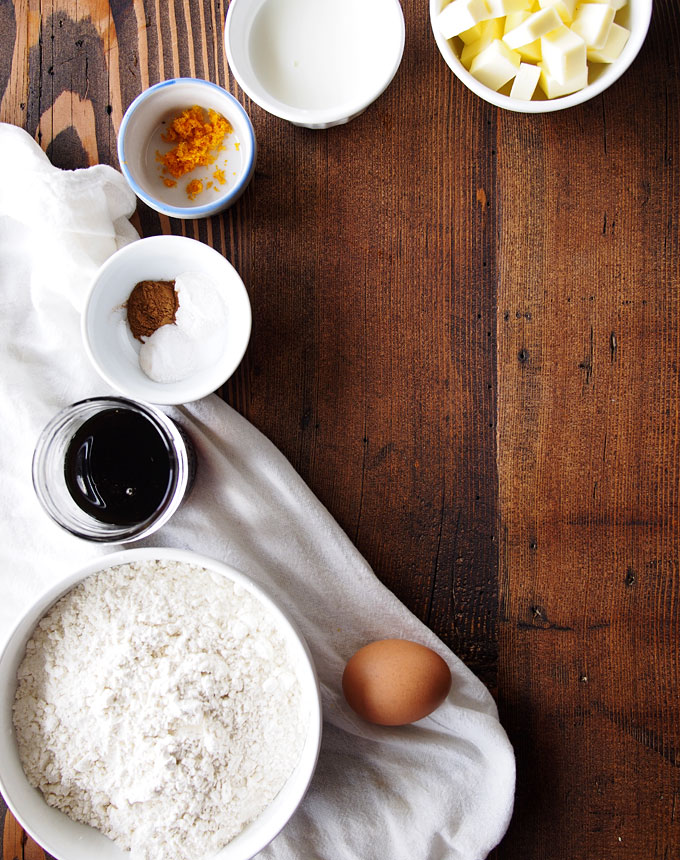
[138,271,228,384]
[13,560,307,860]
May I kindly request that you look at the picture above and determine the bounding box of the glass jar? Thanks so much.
[32,397,196,543]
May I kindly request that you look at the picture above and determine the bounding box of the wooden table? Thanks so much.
[1,1,678,858]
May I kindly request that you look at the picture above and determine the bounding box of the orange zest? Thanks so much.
[186,179,204,200]
[156,105,232,185]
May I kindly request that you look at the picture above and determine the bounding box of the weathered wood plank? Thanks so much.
[495,2,680,857]
[3,807,45,860]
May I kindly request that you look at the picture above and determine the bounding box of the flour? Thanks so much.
[13,560,307,860]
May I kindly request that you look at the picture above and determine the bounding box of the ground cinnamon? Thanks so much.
[127,279,179,340]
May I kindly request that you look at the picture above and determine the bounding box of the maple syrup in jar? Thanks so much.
[32,397,196,542]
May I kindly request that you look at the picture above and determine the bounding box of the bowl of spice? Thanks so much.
[82,234,252,405]
[0,547,322,860]
[118,78,256,218]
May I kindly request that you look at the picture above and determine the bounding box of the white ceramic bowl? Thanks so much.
[118,78,256,217]
[430,0,653,113]
[83,235,252,405]
[225,0,405,128]
[0,547,323,860]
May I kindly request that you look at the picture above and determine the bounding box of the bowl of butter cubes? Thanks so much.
[430,0,652,111]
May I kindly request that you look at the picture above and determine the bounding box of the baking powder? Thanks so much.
[138,271,228,383]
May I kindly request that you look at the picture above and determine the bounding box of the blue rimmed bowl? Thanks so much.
[118,78,256,219]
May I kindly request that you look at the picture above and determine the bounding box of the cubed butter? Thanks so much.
[486,0,531,15]
[587,0,626,10]
[503,13,543,59]
[503,7,562,49]
[570,2,615,50]
[437,0,492,39]
[504,10,531,32]
[461,17,505,67]
[510,61,541,98]
[538,0,577,24]
[538,62,588,97]
[540,25,586,84]
[451,0,626,100]
[517,38,542,61]
[470,38,521,89]
[459,22,484,43]
[587,21,630,62]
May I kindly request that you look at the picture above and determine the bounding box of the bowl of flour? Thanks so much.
[0,548,322,860]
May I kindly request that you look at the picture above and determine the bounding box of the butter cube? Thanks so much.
[461,18,505,67]
[503,7,562,49]
[504,10,531,32]
[459,23,484,43]
[570,2,615,50]
[486,0,531,14]
[504,16,542,59]
[518,38,542,61]
[437,0,492,39]
[586,0,626,10]
[470,38,521,89]
[540,25,586,84]
[538,62,588,97]
[510,61,541,98]
[587,21,630,62]
[538,0,577,23]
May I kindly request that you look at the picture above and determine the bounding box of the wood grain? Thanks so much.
[495,2,680,857]
[3,809,45,860]
[242,29,500,682]
[0,0,678,858]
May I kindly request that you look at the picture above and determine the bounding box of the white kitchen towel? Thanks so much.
[0,122,515,860]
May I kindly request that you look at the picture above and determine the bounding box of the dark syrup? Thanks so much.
[64,408,176,526]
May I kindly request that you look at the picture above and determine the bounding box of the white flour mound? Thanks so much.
[13,560,307,860]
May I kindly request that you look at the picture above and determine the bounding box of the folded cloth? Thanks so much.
[0,122,515,860]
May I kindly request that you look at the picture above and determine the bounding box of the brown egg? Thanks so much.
[342,638,452,726]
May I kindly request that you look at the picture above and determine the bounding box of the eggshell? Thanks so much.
[341,638,452,726]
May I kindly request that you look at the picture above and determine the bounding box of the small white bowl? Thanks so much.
[83,235,252,405]
[225,0,405,129]
[430,0,652,113]
[0,547,323,860]
[118,78,256,217]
